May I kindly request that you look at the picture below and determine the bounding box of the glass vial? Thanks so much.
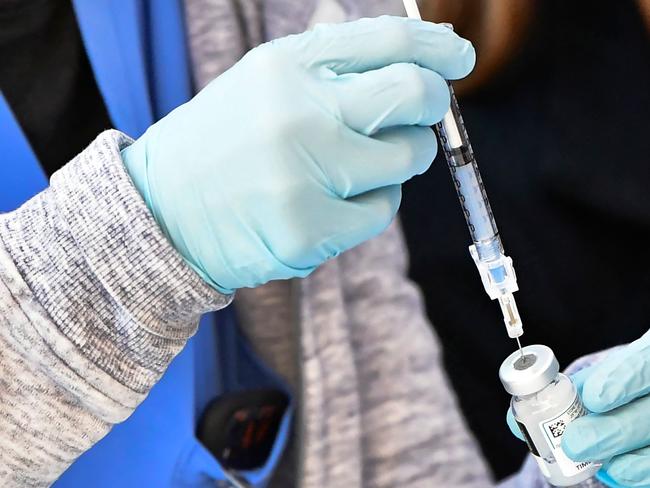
[499,344,601,486]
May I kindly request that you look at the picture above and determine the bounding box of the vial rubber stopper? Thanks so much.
[499,344,559,396]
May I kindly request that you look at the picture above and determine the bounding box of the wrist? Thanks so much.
[120,136,152,212]
[121,134,235,295]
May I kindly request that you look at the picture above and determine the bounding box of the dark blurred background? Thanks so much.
[399,0,650,480]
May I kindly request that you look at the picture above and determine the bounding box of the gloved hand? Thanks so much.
[561,331,650,488]
[506,332,650,487]
[121,16,475,293]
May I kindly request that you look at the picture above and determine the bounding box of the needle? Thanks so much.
[516,337,524,358]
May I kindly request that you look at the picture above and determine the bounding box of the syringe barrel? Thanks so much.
[435,83,519,301]
[434,83,502,258]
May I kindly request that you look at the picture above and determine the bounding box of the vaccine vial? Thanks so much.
[499,344,601,486]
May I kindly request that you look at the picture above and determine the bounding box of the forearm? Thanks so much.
[0,131,230,486]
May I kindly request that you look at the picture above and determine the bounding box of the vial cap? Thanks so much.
[499,344,559,396]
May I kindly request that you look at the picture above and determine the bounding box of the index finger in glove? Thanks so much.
[296,16,475,79]
[581,331,650,413]
[569,365,594,398]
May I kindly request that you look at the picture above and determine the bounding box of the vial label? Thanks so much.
[539,395,596,477]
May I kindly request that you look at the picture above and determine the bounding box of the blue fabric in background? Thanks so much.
[0,92,48,213]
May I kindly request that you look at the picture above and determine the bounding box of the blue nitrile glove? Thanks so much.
[560,332,650,488]
[121,16,475,293]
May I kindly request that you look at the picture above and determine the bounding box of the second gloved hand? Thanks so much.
[121,16,475,293]
[560,331,650,488]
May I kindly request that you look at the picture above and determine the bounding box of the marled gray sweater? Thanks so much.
[0,126,493,487]
[0,0,607,487]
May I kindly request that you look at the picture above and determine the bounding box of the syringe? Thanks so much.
[401,0,524,340]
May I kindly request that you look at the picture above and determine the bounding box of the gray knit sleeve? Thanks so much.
[0,130,231,487]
